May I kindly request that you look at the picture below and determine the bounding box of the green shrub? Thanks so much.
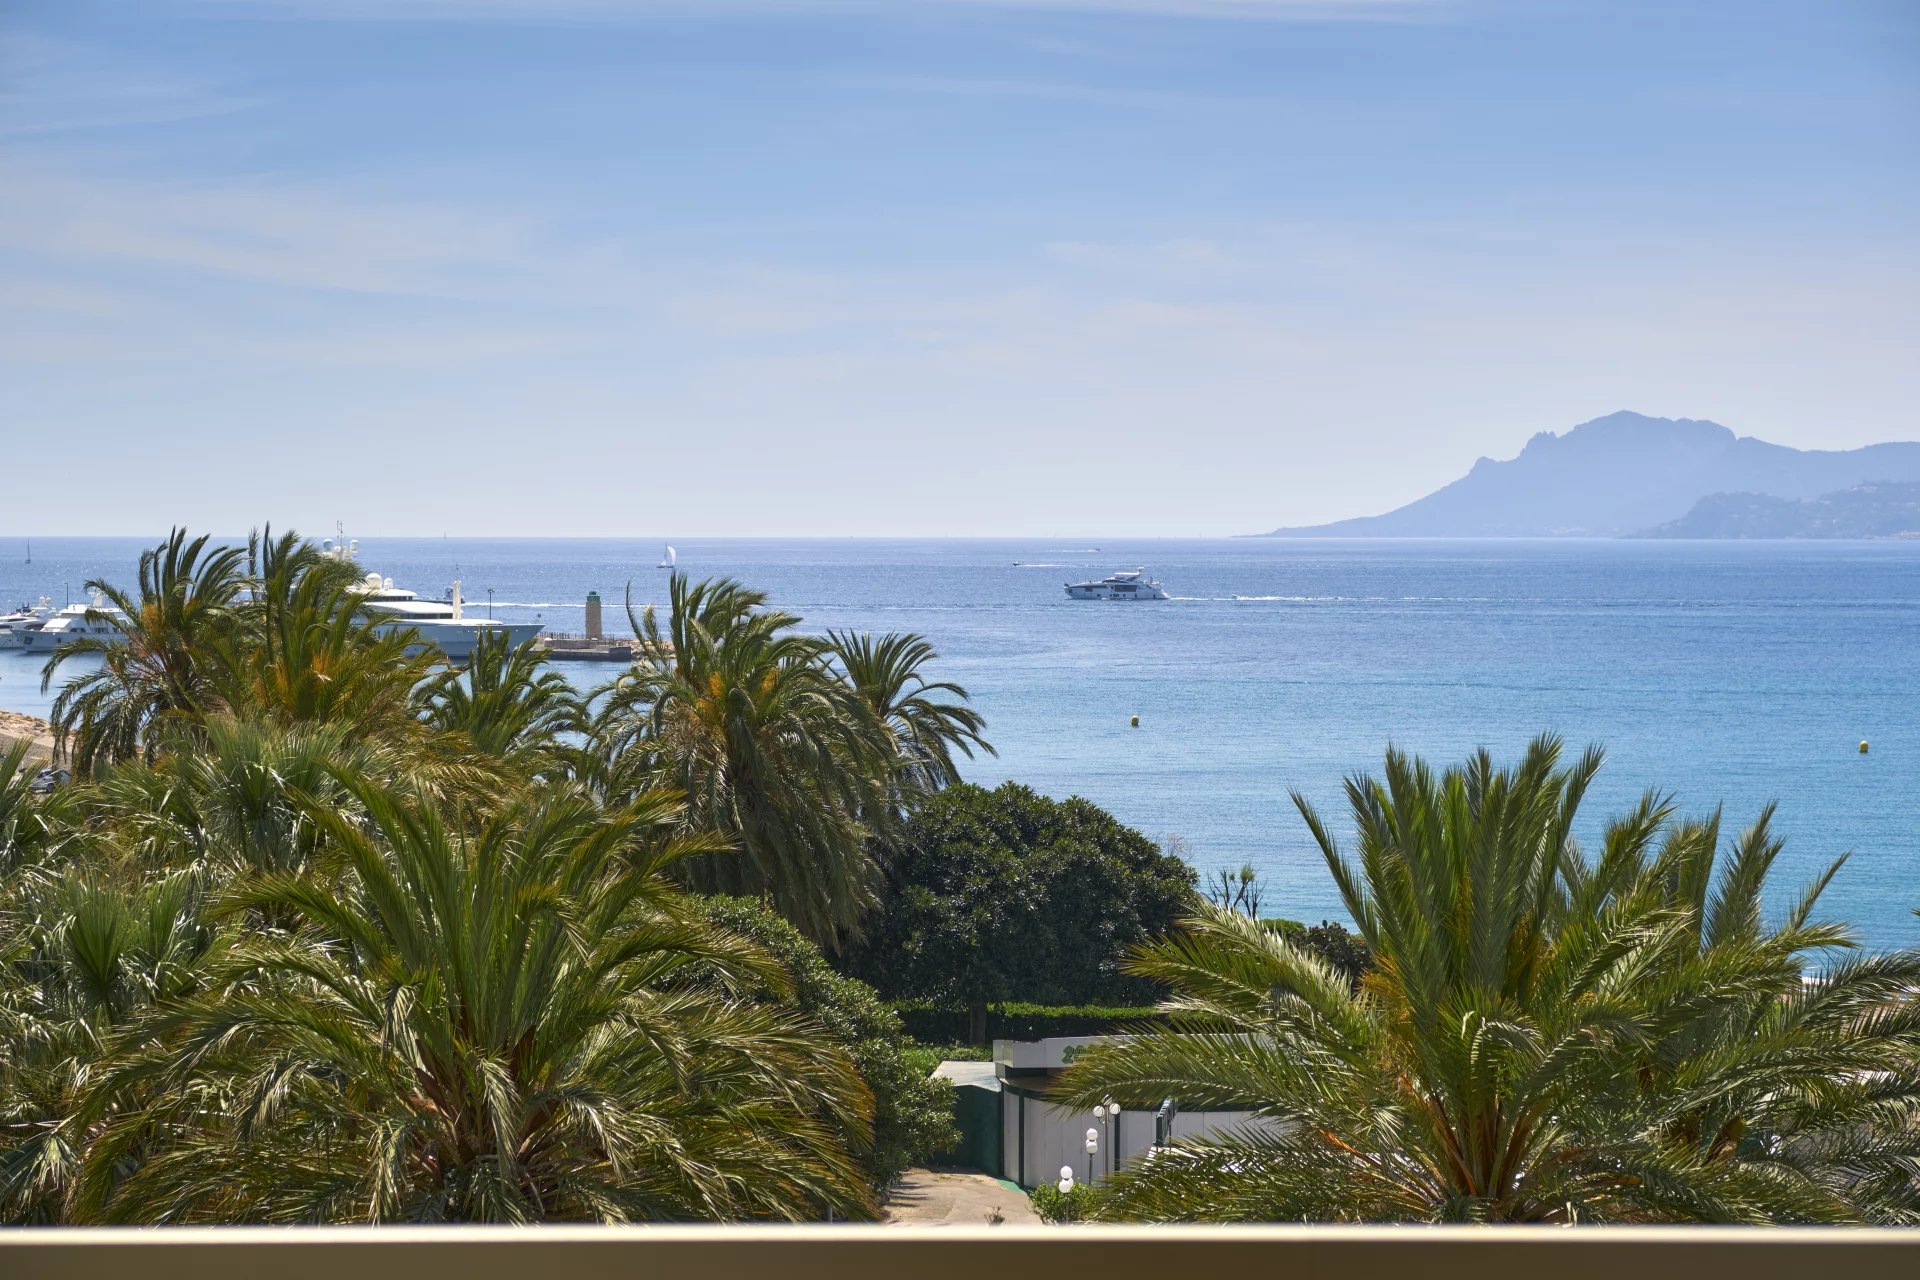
[1028,1180,1100,1223]
[893,1001,1166,1044]
[697,897,959,1189]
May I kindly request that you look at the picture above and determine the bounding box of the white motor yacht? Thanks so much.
[322,536,543,661]
[1065,569,1169,601]
[20,594,130,652]
[0,598,54,650]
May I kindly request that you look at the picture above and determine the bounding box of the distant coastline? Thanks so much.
[1257,411,1920,540]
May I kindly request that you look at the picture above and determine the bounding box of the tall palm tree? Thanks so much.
[41,529,249,775]
[1058,735,1920,1224]
[67,779,876,1223]
[586,575,892,948]
[214,539,435,737]
[828,630,991,801]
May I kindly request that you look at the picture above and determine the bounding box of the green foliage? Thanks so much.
[39,527,436,776]
[1059,735,1920,1224]
[827,630,992,798]
[1262,918,1372,988]
[421,629,580,760]
[843,782,1197,1029]
[892,1002,1165,1044]
[695,897,958,1190]
[5,537,1001,1225]
[41,528,249,774]
[66,780,875,1224]
[1028,1179,1100,1223]
[584,574,988,949]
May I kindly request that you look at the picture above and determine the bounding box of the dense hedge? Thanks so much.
[894,1001,1165,1044]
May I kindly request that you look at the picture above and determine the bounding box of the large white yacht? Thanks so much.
[0,598,54,650]
[322,536,543,661]
[20,594,131,652]
[1064,569,1169,601]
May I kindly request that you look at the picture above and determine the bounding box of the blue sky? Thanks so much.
[2,0,1915,536]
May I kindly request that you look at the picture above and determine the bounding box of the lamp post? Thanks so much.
[1095,1098,1121,1178]
[1084,1127,1099,1185]
[1057,1165,1076,1223]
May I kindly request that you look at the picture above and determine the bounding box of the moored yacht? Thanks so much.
[20,594,131,652]
[322,535,543,660]
[1065,569,1169,601]
[0,598,54,650]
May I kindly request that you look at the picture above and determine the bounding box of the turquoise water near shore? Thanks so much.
[4,536,1917,948]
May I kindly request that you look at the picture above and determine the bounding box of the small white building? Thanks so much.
[937,1037,1272,1189]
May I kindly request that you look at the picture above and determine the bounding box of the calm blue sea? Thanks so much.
[4,536,1917,949]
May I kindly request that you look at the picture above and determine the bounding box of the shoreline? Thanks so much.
[0,709,55,766]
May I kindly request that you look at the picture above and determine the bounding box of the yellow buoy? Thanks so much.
[1130,715,1140,728]
[1859,740,1870,754]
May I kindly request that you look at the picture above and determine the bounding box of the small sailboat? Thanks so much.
[658,544,677,570]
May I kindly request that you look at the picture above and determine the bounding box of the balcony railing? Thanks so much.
[4,1224,1918,1280]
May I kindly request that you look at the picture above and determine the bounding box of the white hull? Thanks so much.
[376,619,545,661]
[19,601,128,652]
[1065,569,1169,601]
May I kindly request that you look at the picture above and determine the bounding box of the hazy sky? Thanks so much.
[3,0,1916,537]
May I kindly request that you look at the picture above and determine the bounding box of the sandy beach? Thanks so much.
[0,709,54,764]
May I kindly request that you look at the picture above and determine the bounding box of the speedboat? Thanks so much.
[1065,569,1169,601]
[20,594,130,652]
[0,598,53,650]
[321,535,543,661]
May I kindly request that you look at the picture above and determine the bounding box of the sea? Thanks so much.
[3,536,1917,950]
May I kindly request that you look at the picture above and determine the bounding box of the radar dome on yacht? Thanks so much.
[384,577,394,590]
[365,571,384,589]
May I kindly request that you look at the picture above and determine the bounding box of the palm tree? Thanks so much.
[0,870,219,1222]
[1057,735,1920,1224]
[0,739,76,876]
[585,575,892,948]
[215,537,435,737]
[86,716,379,882]
[828,630,991,801]
[421,631,580,760]
[41,529,248,775]
[68,779,876,1223]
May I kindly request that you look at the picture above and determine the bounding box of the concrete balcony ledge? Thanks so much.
[3,1224,1918,1280]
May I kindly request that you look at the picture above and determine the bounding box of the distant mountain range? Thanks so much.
[1259,411,1920,538]
[1636,481,1920,540]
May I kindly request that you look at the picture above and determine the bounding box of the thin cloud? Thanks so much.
[0,32,265,138]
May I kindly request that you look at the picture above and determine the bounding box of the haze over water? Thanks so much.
[5,536,1916,949]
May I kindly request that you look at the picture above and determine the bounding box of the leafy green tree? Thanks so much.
[1058,736,1920,1224]
[696,897,958,1191]
[843,782,1196,1043]
[68,780,876,1223]
[1264,918,1371,989]
[41,529,249,774]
